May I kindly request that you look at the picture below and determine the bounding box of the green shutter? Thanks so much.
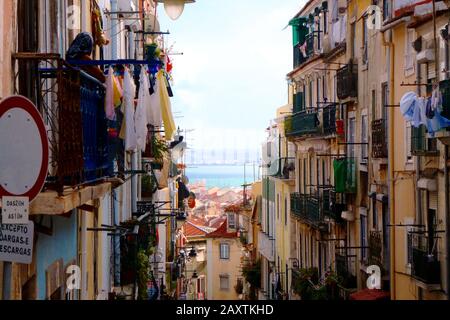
[289,17,308,46]
[333,159,346,193]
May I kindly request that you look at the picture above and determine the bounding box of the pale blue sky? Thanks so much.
[158,0,306,158]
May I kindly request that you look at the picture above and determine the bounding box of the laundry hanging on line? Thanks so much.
[400,90,450,136]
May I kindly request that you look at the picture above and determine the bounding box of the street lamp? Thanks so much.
[155,0,196,21]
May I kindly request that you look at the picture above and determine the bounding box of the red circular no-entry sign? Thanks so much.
[0,95,49,202]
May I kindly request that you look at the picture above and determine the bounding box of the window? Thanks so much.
[371,90,376,120]
[277,194,280,220]
[405,29,415,75]
[284,197,288,226]
[351,22,356,59]
[219,274,230,290]
[348,117,356,158]
[316,78,321,108]
[361,213,368,261]
[372,196,378,229]
[362,16,368,64]
[220,243,230,259]
[309,80,314,108]
[228,213,236,229]
[383,0,391,21]
[382,83,388,121]
[322,75,327,100]
[361,115,368,162]
[406,122,412,162]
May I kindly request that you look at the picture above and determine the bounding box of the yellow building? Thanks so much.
[385,0,450,300]
[206,220,243,300]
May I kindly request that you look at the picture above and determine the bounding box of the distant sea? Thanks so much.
[186,165,259,189]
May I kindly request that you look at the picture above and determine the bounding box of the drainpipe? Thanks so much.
[445,145,450,300]
[111,0,118,60]
[383,26,396,299]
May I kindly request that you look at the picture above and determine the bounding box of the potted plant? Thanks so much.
[151,136,168,170]
[141,174,157,198]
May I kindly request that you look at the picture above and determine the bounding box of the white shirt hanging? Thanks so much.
[136,67,150,152]
[123,69,138,151]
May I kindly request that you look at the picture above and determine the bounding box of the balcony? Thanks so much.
[372,119,388,158]
[13,53,115,194]
[305,33,315,57]
[368,231,383,267]
[293,45,307,69]
[336,63,358,100]
[408,232,441,285]
[322,189,346,223]
[270,157,295,181]
[290,193,323,228]
[411,126,439,156]
[285,111,320,138]
[322,104,338,136]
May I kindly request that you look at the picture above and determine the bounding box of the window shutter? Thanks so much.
[429,191,438,210]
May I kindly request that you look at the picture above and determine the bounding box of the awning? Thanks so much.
[349,289,390,301]
[417,178,437,191]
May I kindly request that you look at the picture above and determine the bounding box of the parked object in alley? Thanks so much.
[0,96,49,203]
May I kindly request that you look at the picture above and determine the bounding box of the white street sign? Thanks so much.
[2,196,29,224]
[0,221,34,264]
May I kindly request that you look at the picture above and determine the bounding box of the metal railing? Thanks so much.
[411,126,439,156]
[290,192,323,228]
[322,104,337,136]
[336,63,358,100]
[13,53,114,194]
[407,232,441,285]
[306,33,315,57]
[368,231,383,267]
[372,119,388,158]
[285,111,320,137]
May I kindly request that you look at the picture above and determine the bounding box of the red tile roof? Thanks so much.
[184,222,208,237]
[205,219,238,239]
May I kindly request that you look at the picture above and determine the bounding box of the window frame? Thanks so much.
[219,243,230,260]
[219,274,230,291]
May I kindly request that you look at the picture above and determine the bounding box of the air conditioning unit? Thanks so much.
[417,49,435,63]
[417,38,435,63]
[341,210,355,221]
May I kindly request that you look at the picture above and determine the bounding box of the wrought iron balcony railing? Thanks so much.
[293,45,307,69]
[372,119,388,158]
[322,103,338,136]
[407,232,441,285]
[13,53,115,194]
[290,192,324,228]
[336,63,358,100]
[411,126,439,156]
[306,33,315,57]
[285,111,320,138]
[368,231,383,267]
[322,189,346,223]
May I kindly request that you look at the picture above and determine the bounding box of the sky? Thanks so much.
[157,0,307,163]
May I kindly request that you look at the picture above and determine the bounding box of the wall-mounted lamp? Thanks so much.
[155,0,195,21]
